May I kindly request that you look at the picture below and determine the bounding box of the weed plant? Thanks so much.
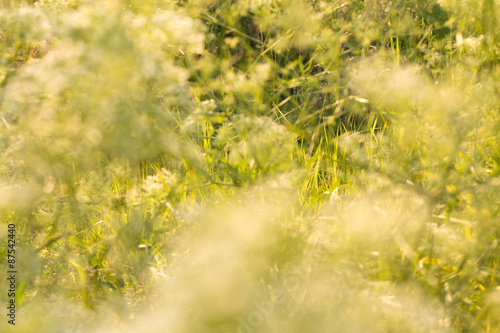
[0,0,499,332]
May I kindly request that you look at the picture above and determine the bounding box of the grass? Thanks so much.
[0,0,499,332]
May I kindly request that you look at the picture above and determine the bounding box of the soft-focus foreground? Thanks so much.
[0,0,499,332]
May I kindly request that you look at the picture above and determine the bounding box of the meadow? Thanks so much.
[0,0,499,332]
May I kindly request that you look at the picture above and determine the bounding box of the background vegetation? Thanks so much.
[0,0,499,331]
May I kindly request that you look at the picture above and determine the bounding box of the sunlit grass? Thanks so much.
[0,0,499,332]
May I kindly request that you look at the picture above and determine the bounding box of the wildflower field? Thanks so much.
[0,0,499,332]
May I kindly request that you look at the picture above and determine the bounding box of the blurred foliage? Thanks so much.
[0,0,499,332]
